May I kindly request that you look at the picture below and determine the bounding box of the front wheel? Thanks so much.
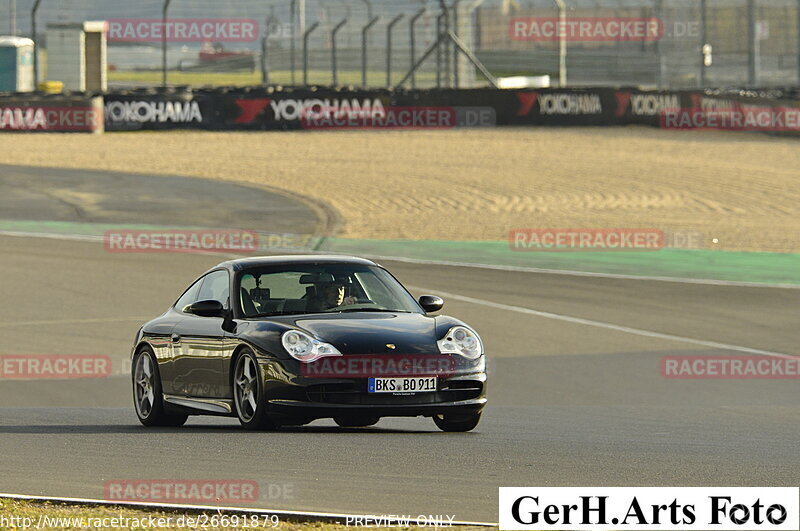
[433,411,481,432]
[233,349,275,430]
[132,347,187,427]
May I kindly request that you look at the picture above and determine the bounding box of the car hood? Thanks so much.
[293,312,437,355]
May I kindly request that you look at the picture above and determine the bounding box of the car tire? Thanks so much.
[432,412,481,432]
[233,348,276,430]
[334,415,380,428]
[132,347,188,427]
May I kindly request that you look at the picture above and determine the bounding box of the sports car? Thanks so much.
[131,255,487,431]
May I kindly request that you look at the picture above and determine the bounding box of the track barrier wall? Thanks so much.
[0,95,104,132]
[0,87,797,134]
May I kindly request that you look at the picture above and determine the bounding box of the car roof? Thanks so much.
[209,255,379,274]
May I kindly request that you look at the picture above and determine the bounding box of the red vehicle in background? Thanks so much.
[196,41,256,71]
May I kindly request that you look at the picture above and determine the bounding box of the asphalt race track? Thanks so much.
[0,164,324,235]
[0,166,798,523]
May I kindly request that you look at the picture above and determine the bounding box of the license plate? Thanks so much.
[368,377,437,393]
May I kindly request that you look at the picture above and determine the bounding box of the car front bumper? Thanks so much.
[259,357,487,422]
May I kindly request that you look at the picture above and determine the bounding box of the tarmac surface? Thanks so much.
[0,166,797,523]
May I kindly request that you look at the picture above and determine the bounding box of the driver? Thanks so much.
[308,280,357,311]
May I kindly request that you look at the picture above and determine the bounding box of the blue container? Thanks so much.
[0,36,35,92]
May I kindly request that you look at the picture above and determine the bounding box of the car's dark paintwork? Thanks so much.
[131,255,487,424]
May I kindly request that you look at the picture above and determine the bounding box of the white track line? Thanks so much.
[0,493,496,527]
[2,229,799,290]
[370,253,800,290]
[0,230,102,242]
[411,286,797,359]
[2,229,791,356]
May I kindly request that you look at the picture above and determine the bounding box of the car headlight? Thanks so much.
[437,326,483,359]
[281,330,342,363]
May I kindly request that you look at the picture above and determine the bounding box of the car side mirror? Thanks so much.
[188,299,225,318]
[419,295,444,313]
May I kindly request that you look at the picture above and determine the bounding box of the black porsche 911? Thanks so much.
[131,255,487,432]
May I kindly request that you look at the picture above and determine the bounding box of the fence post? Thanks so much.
[290,0,296,85]
[440,1,450,87]
[361,0,374,27]
[362,15,379,87]
[396,30,449,89]
[409,9,425,89]
[261,35,269,85]
[162,0,173,87]
[31,0,42,88]
[654,0,663,88]
[386,14,404,87]
[699,0,707,87]
[436,13,444,88]
[452,0,463,88]
[449,30,498,88]
[747,0,758,87]
[9,0,16,35]
[331,18,347,86]
[797,0,800,84]
[553,0,567,87]
[796,0,800,84]
[303,21,319,86]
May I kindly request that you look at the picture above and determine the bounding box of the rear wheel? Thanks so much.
[334,415,380,428]
[433,411,481,432]
[233,348,276,430]
[132,347,187,427]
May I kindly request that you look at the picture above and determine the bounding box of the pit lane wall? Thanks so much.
[1,87,797,134]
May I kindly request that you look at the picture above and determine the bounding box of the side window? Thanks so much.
[174,277,204,313]
[197,270,230,309]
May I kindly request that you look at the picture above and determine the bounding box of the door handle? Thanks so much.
[171,333,181,343]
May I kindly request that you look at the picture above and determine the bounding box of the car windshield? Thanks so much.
[237,264,422,318]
